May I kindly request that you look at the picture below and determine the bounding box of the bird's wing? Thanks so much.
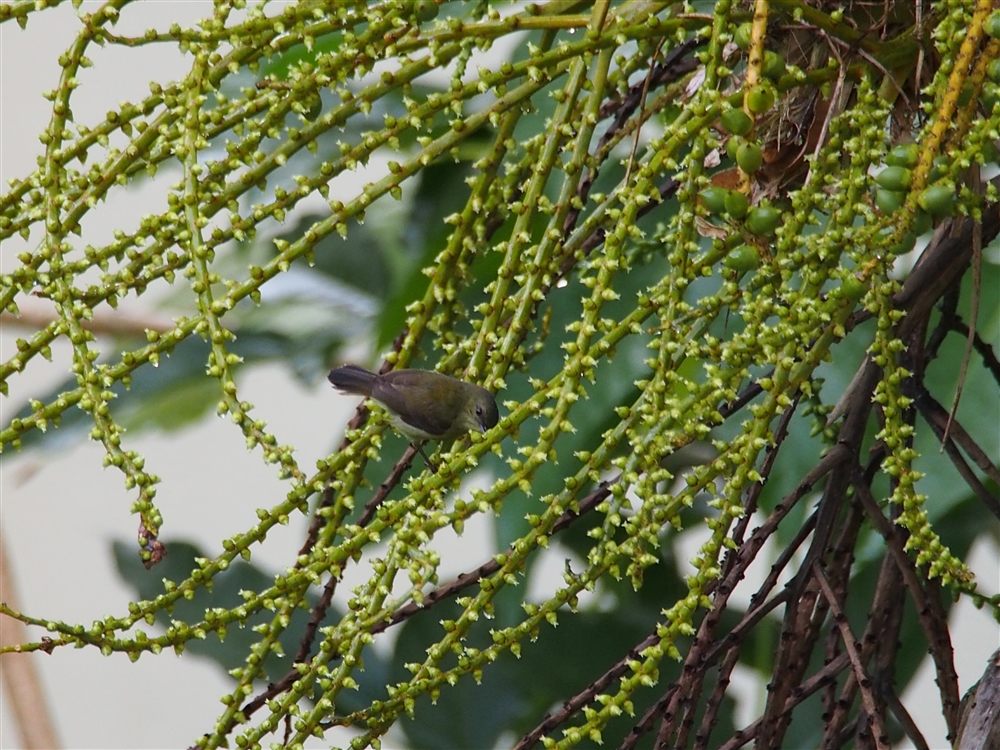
[371,371,454,438]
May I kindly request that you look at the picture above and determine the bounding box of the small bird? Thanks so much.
[328,364,499,467]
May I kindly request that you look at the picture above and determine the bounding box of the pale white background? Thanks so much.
[1,3,997,750]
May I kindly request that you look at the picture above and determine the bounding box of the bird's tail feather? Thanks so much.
[328,364,377,397]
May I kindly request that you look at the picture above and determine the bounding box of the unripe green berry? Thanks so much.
[762,51,786,79]
[734,23,753,50]
[414,0,439,22]
[724,244,759,273]
[988,59,1000,83]
[746,84,775,114]
[736,142,764,173]
[875,166,912,191]
[720,108,753,136]
[918,182,956,216]
[699,187,729,215]
[875,189,906,214]
[885,143,919,168]
[726,135,744,161]
[986,12,1000,39]
[745,205,780,235]
[724,190,749,218]
[913,210,933,235]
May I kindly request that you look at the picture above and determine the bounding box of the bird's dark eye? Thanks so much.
[475,405,483,416]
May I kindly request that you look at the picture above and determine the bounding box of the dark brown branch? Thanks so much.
[850,464,962,739]
[914,390,1000,519]
[715,653,851,750]
[524,394,812,750]
[355,445,419,528]
[757,565,826,747]
[946,317,1000,388]
[884,686,931,750]
[861,552,911,744]
[924,281,961,362]
[748,351,877,748]
[954,648,1000,750]
[513,629,665,750]
[814,564,890,749]
[627,406,847,749]
[941,171,982,445]
[650,397,802,749]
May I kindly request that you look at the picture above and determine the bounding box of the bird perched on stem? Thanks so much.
[328,364,499,469]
